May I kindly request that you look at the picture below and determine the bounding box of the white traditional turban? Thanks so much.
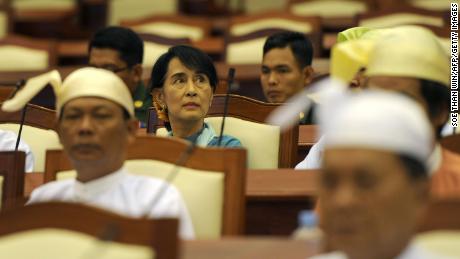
[2,67,135,117]
[320,90,434,165]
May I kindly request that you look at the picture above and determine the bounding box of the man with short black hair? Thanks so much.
[88,26,151,124]
[260,31,316,124]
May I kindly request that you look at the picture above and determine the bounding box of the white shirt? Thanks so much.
[296,135,324,170]
[296,136,442,175]
[28,167,195,239]
[309,242,453,259]
[0,129,34,172]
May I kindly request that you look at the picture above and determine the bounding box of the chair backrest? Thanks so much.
[289,0,372,18]
[0,0,11,38]
[357,6,447,28]
[139,33,190,67]
[107,0,177,25]
[0,34,57,71]
[0,151,25,211]
[0,201,179,259]
[44,135,247,238]
[440,134,460,155]
[11,0,75,10]
[226,12,322,64]
[147,94,299,169]
[0,85,14,102]
[0,103,61,171]
[408,0,451,11]
[121,14,211,41]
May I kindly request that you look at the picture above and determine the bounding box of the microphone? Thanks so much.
[12,79,28,151]
[217,68,236,147]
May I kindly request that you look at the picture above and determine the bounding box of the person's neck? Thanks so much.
[170,118,204,138]
[74,161,124,183]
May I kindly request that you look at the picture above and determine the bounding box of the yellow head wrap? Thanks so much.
[366,26,450,86]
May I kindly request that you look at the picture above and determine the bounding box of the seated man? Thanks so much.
[362,26,459,198]
[296,26,457,180]
[88,26,151,125]
[313,90,444,259]
[260,31,316,124]
[24,68,194,239]
[0,129,34,172]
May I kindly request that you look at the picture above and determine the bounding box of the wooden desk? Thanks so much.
[245,169,318,235]
[246,169,318,199]
[182,237,321,259]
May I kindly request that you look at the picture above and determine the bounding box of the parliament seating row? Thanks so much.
[0,60,329,104]
[0,2,451,67]
[2,151,460,238]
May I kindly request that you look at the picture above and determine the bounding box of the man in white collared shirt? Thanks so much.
[24,68,194,239]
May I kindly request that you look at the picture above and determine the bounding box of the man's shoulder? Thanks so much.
[208,135,242,147]
[28,179,74,203]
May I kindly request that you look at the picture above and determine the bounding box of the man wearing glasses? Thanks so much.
[88,26,151,125]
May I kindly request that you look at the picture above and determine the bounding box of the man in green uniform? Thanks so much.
[88,26,152,125]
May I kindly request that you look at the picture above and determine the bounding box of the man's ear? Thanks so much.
[303,66,315,86]
[55,119,64,146]
[209,91,214,108]
[125,119,138,145]
[132,64,143,84]
[432,104,450,132]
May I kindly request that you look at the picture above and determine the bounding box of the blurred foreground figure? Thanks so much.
[312,90,451,259]
[2,68,194,239]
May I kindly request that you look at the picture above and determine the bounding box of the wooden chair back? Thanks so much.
[0,0,11,38]
[139,33,191,67]
[107,0,176,25]
[357,6,448,28]
[0,202,179,259]
[226,12,322,64]
[0,34,57,71]
[121,14,211,41]
[0,103,56,129]
[44,135,247,236]
[289,0,375,18]
[0,86,14,102]
[0,103,60,172]
[147,94,299,168]
[0,151,25,211]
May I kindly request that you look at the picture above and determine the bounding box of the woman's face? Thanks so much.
[155,57,213,124]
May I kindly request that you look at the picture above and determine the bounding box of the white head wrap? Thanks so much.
[320,90,434,165]
[2,67,135,118]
